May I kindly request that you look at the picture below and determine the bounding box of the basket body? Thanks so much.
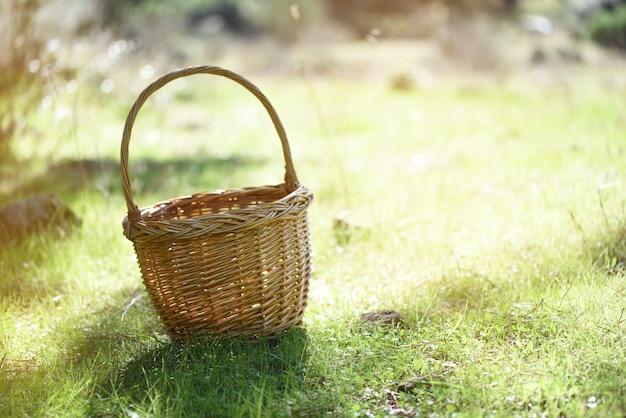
[120,66,313,340]
[124,184,313,339]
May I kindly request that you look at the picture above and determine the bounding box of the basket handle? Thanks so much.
[120,65,299,221]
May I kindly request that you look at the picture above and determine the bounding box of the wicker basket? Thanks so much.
[120,66,313,340]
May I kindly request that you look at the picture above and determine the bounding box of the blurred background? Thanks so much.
[1,0,625,171]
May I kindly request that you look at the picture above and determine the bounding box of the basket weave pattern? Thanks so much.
[120,66,313,339]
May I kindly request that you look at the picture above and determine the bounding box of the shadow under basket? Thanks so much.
[120,66,313,340]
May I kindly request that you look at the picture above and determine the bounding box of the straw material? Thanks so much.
[120,66,313,340]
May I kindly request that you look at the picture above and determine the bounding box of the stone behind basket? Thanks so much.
[120,65,313,340]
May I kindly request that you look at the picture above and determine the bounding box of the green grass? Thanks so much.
[2,49,626,417]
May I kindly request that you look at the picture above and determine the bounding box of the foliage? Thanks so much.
[0,0,46,164]
[586,3,626,50]
[99,0,325,41]
[325,0,517,37]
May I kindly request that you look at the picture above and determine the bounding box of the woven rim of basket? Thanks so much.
[123,183,313,242]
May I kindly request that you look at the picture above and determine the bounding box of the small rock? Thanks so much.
[360,309,404,326]
[0,193,81,243]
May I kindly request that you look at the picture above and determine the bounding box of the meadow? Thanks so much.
[1,26,626,417]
